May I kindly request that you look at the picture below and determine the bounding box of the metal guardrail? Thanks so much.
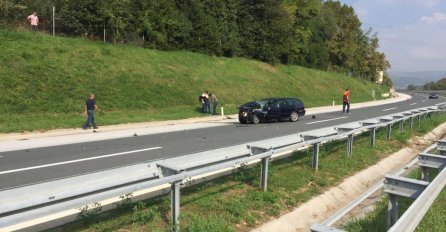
[311,138,446,232]
[387,141,446,232]
[1,103,446,230]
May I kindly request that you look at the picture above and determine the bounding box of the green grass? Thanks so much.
[51,114,446,232]
[0,29,389,133]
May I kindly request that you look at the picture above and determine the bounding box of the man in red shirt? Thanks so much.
[343,88,350,114]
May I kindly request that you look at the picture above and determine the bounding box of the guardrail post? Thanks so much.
[171,181,181,231]
[399,120,404,133]
[438,141,446,156]
[370,127,376,147]
[260,157,269,191]
[410,117,414,130]
[418,114,421,127]
[387,124,392,140]
[312,143,320,171]
[347,134,353,158]
[387,194,399,229]
[384,175,429,229]
[421,166,430,181]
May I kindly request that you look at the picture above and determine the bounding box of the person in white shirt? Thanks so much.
[27,12,39,32]
[201,91,210,114]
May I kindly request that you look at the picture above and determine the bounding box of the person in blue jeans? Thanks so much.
[210,93,218,115]
[202,91,210,114]
[83,94,99,129]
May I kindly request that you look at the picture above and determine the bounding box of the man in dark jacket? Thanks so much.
[83,94,99,129]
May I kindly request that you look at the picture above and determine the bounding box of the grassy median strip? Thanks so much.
[52,115,446,232]
[0,29,389,133]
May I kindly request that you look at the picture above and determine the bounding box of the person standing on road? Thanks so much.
[210,93,218,115]
[27,11,39,32]
[342,88,350,114]
[83,94,99,129]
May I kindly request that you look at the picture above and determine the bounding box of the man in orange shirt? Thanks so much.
[343,88,350,114]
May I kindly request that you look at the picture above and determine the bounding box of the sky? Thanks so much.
[339,0,446,72]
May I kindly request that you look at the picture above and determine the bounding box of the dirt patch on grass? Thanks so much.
[252,122,446,232]
[257,63,277,73]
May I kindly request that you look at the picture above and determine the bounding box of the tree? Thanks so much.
[407,85,417,91]
[141,0,191,50]
[101,0,133,43]
[295,1,337,69]
[54,0,104,37]
[200,0,241,57]
[238,0,294,63]
[325,1,362,74]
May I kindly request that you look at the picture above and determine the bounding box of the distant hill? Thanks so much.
[389,71,446,89]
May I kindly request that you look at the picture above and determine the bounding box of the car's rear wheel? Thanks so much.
[289,111,299,122]
[251,114,260,124]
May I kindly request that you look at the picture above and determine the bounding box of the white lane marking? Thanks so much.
[410,103,417,106]
[306,116,348,125]
[0,147,162,175]
[0,156,3,158]
[382,107,398,112]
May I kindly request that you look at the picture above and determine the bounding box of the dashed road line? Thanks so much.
[0,147,162,175]
[306,116,348,125]
[410,103,417,106]
[382,107,398,112]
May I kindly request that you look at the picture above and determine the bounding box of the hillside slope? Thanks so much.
[0,30,390,132]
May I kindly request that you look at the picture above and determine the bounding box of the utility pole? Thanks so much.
[103,23,106,42]
[52,6,55,37]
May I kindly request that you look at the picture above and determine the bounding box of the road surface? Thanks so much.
[0,94,444,190]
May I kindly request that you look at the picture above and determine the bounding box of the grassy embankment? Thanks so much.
[0,29,389,133]
[54,114,446,231]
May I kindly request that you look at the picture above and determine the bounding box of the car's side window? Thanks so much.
[278,100,288,107]
[264,101,273,108]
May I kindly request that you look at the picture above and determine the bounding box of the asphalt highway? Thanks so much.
[1,94,445,190]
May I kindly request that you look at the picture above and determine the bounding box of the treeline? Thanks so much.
[408,78,446,91]
[1,0,390,82]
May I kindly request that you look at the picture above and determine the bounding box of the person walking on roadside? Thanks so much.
[210,93,218,115]
[342,88,350,114]
[83,94,99,129]
[27,11,39,32]
[201,91,210,114]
